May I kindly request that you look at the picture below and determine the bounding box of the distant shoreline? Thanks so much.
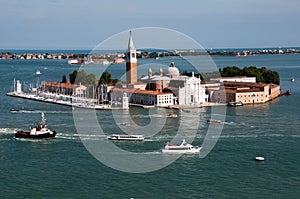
[1,47,300,61]
[1,46,300,54]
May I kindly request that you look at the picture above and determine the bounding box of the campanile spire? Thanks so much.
[126,31,137,87]
[128,30,135,50]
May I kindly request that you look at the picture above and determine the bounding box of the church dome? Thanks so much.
[166,61,180,78]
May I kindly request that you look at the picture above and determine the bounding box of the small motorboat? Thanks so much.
[10,109,20,113]
[162,139,201,154]
[255,156,265,161]
[207,119,223,124]
[15,112,56,139]
[290,77,295,82]
[284,90,291,96]
[107,134,144,141]
[228,101,243,107]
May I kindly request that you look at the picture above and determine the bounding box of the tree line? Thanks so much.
[219,66,280,84]
[61,70,118,86]
[182,66,280,85]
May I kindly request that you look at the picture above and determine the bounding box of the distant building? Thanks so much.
[111,88,174,107]
[68,59,83,64]
[211,82,280,104]
[113,58,125,64]
[42,81,87,96]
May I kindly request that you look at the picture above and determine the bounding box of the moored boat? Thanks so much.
[166,113,177,118]
[15,112,56,139]
[228,101,243,107]
[107,134,144,141]
[162,139,201,154]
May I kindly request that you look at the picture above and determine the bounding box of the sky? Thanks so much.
[0,0,299,50]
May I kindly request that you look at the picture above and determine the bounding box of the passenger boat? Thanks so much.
[207,119,223,124]
[107,134,144,141]
[228,101,243,107]
[162,139,201,154]
[15,112,56,139]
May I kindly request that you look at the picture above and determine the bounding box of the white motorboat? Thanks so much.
[107,134,144,141]
[255,156,265,161]
[228,101,243,107]
[290,77,295,82]
[162,139,201,154]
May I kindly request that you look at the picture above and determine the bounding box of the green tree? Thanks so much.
[98,70,112,85]
[76,70,87,84]
[68,70,97,85]
[86,73,96,85]
[69,70,78,84]
[61,75,67,83]
[263,70,280,84]
[220,66,280,84]
[221,66,242,77]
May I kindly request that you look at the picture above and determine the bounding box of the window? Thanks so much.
[131,53,135,58]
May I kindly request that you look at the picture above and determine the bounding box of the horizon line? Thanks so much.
[1,46,300,52]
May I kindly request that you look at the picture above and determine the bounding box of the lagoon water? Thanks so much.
[0,54,299,198]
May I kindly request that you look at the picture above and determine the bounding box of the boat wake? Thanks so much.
[56,133,107,141]
[14,138,55,143]
[20,110,71,114]
[0,128,18,134]
[131,114,165,118]
[218,133,300,139]
[223,121,236,125]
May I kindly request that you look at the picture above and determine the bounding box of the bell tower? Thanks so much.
[126,31,137,87]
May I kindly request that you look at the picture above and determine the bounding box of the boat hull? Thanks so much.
[108,137,144,141]
[162,148,201,154]
[228,101,243,107]
[15,131,56,139]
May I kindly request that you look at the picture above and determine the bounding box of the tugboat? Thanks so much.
[15,112,56,139]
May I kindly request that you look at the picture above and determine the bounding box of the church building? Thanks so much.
[108,31,208,107]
